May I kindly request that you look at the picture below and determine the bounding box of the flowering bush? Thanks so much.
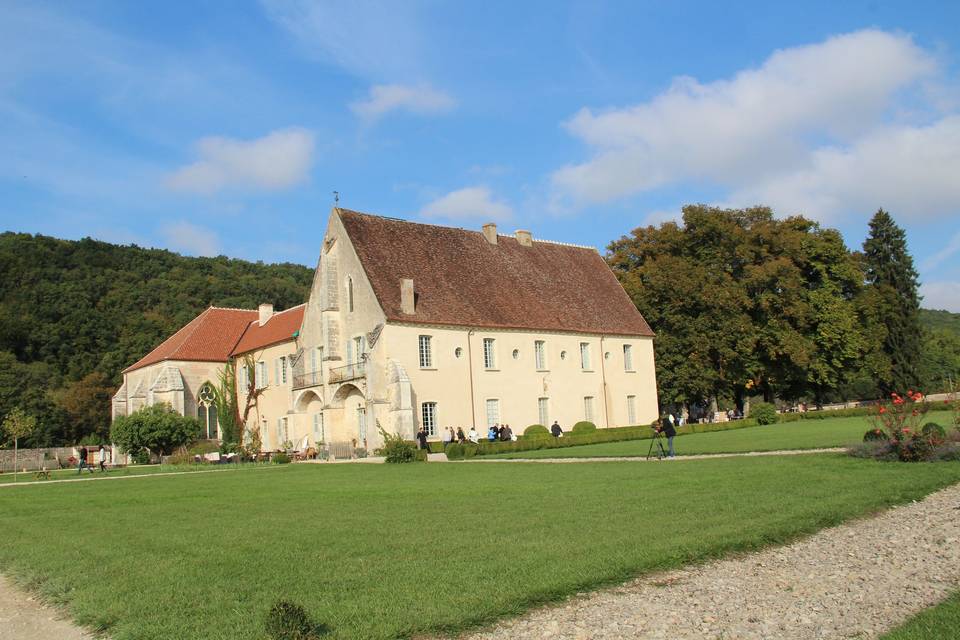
[853,390,944,462]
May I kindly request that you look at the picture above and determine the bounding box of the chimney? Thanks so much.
[258,303,274,326]
[482,222,498,245]
[400,279,415,315]
[515,230,533,247]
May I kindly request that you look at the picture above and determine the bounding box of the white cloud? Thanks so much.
[167,128,315,194]
[920,281,960,312]
[921,230,960,272]
[161,221,221,257]
[260,0,424,79]
[350,83,456,122]
[551,29,951,221]
[420,186,513,222]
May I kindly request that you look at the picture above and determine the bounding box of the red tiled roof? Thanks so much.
[338,209,654,336]
[230,304,305,356]
[123,307,258,373]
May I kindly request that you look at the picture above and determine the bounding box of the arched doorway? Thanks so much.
[294,389,325,445]
[330,384,367,445]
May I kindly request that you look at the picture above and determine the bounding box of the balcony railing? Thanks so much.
[292,369,323,390]
[329,361,365,384]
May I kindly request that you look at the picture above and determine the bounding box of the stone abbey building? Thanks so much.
[113,208,659,451]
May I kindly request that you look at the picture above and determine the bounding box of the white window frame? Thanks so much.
[353,335,364,364]
[623,344,634,371]
[239,365,249,393]
[580,342,591,370]
[421,402,437,437]
[483,338,496,370]
[357,405,367,441]
[627,395,637,424]
[418,335,433,368]
[538,397,549,426]
[584,396,595,421]
[312,412,325,443]
[485,398,500,428]
[255,361,267,389]
[534,340,547,370]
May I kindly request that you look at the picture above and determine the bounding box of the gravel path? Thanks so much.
[457,481,960,640]
[471,447,845,463]
[0,575,91,640]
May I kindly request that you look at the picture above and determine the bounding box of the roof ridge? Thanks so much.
[209,305,258,312]
[339,208,598,250]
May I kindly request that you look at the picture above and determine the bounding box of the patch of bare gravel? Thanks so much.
[457,482,960,640]
[0,575,91,640]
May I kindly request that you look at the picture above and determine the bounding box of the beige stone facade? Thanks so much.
[115,208,659,453]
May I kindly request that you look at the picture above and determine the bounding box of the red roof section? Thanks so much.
[338,209,654,336]
[230,304,305,356]
[123,307,258,373]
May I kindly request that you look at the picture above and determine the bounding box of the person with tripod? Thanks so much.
[659,414,677,458]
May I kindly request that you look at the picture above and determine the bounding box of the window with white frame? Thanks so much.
[312,413,325,443]
[276,417,288,447]
[584,396,595,421]
[255,361,267,389]
[239,365,249,393]
[538,397,549,425]
[485,399,500,428]
[627,395,637,424]
[623,344,634,371]
[421,402,437,436]
[418,335,433,368]
[483,338,496,369]
[357,405,367,441]
[580,342,591,370]
[534,340,547,370]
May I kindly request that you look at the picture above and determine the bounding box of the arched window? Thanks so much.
[346,276,354,312]
[197,383,219,440]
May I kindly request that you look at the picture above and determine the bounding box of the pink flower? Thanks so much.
[879,407,887,414]
[902,428,911,434]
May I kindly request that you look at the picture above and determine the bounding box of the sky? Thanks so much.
[2,0,959,311]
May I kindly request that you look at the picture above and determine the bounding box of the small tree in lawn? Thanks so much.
[3,408,38,482]
[111,403,202,462]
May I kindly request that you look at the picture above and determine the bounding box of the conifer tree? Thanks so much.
[862,209,922,394]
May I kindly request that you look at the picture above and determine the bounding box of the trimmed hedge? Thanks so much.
[572,421,597,434]
[751,402,778,425]
[524,424,550,438]
[446,443,465,460]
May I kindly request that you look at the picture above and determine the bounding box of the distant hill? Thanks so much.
[920,308,960,336]
[0,232,312,445]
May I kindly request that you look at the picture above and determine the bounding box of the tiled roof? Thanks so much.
[338,209,654,336]
[230,304,305,356]
[123,307,258,373]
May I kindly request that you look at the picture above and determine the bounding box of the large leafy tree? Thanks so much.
[862,209,922,394]
[111,403,202,458]
[608,205,866,411]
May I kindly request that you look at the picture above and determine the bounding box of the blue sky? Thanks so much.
[2,1,959,311]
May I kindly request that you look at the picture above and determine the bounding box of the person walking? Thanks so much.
[550,421,563,437]
[77,446,88,474]
[456,427,466,444]
[468,426,479,443]
[416,427,429,453]
[97,445,107,473]
[441,427,453,449]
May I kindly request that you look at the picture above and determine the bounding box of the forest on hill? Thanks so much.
[0,232,312,446]
[0,218,958,447]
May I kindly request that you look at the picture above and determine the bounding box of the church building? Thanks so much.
[113,208,659,452]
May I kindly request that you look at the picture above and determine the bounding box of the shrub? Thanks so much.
[188,440,220,455]
[413,449,428,462]
[375,428,416,463]
[922,422,946,442]
[168,450,198,465]
[111,403,202,458]
[863,428,886,442]
[264,600,326,640]
[751,402,778,425]
[523,424,550,438]
[446,443,465,460]
[354,448,367,459]
[272,452,291,464]
[463,444,478,459]
[572,421,597,434]
[130,449,150,465]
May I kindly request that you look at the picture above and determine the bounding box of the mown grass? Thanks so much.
[490,411,954,459]
[882,591,960,639]
[1,455,959,639]
[0,462,274,483]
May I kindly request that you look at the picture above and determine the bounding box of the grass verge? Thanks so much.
[489,411,953,459]
[0,462,274,484]
[881,591,960,639]
[1,455,958,639]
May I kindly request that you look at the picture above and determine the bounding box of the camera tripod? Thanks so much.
[646,429,668,460]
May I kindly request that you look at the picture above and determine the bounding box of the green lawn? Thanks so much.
[490,411,954,459]
[882,591,960,639]
[0,462,273,484]
[2,456,959,639]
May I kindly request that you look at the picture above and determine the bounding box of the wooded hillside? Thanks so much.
[0,232,312,446]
